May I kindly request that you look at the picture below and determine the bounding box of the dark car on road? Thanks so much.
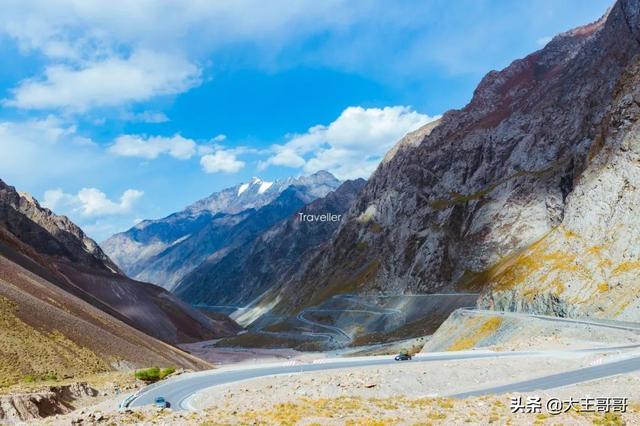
[155,397,169,408]
[394,353,412,361]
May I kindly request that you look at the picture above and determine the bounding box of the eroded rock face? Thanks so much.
[0,383,97,424]
[266,0,640,320]
[0,180,120,273]
[479,56,640,320]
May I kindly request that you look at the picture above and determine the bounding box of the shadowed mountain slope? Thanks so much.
[0,179,240,346]
[102,171,341,290]
[174,179,366,307]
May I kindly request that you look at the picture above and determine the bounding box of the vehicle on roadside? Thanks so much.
[154,396,169,408]
[394,353,412,361]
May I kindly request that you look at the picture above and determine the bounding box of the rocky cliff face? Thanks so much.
[479,11,640,320]
[263,0,640,321]
[0,179,239,345]
[102,171,341,290]
[1,185,120,275]
[0,383,97,424]
[174,179,366,307]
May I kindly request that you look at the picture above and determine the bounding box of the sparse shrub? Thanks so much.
[23,375,36,383]
[135,367,175,382]
[159,367,175,379]
[592,412,625,426]
[45,372,58,381]
[135,367,160,382]
[438,399,454,409]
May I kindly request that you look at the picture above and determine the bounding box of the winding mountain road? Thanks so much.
[125,347,640,411]
[123,351,535,410]
[296,310,352,343]
[123,309,640,411]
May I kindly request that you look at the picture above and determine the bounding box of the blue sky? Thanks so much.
[0,0,612,241]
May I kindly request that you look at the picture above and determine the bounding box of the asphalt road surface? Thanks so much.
[454,354,640,398]
[126,348,640,411]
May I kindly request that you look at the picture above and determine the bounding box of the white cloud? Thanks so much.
[0,116,74,145]
[0,116,108,185]
[197,145,215,156]
[0,1,357,112]
[109,134,197,160]
[123,111,170,123]
[200,150,245,173]
[43,187,143,217]
[195,134,229,155]
[265,147,306,168]
[262,106,438,179]
[6,50,201,111]
[305,148,381,181]
[0,1,353,56]
[0,0,610,111]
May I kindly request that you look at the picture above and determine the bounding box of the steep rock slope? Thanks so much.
[0,179,239,345]
[479,36,640,320]
[102,171,341,290]
[174,179,366,307]
[265,0,640,319]
[0,246,211,386]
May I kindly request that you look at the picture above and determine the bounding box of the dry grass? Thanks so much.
[116,395,640,425]
[456,232,553,292]
[23,375,639,426]
[552,279,566,296]
[468,227,601,302]
[447,317,503,351]
[0,296,109,387]
[0,370,138,397]
[612,261,640,275]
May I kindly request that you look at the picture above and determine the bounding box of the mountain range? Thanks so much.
[0,179,243,385]
[102,171,341,291]
[3,0,640,413]
[229,0,640,324]
[15,0,640,372]
[174,178,366,311]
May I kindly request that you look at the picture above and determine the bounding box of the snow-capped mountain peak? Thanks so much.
[101,170,344,290]
[238,177,273,196]
[258,180,273,194]
[237,183,250,196]
[183,171,341,217]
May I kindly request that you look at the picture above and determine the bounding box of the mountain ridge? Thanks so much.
[248,0,640,321]
[174,178,367,310]
[102,171,342,290]
[0,179,239,344]
[0,179,221,385]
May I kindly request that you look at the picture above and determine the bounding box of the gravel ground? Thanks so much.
[33,374,640,425]
[27,351,640,425]
[190,352,635,407]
